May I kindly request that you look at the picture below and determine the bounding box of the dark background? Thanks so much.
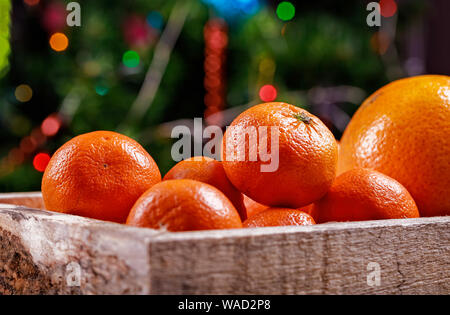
[0,0,449,192]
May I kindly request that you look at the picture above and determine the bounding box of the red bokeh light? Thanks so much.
[259,85,277,102]
[33,153,51,172]
[8,148,25,166]
[24,0,40,6]
[41,115,61,136]
[380,0,397,18]
[122,15,155,47]
[42,2,67,32]
[31,128,47,145]
[203,18,228,126]
[20,136,37,154]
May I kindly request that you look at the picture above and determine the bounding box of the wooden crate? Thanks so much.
[0,192,449,294]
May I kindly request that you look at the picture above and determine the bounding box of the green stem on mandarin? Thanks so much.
[293,112,312,124]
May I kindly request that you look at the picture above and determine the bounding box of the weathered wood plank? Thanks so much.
[0,192,449,294]
[0,203,158,294]
[147,217,450,294]
[0,192,44,210]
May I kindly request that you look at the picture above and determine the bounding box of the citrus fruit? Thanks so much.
[312,168,419,223]
[42,131,161,223]
[243,194,268,218]
[222,102,338,208]
[163,156,247,220]
[338,75,450,217]
[298,203,314,219]
[243,208,315,228]
[126,179,243,231]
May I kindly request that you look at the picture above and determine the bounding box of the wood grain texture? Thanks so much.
[0,192,44,210]
[0,192,449,294]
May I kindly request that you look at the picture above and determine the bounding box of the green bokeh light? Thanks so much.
[0,0,11,77]
[276,2,295,21]
[95,85,109,96]
[122,50,140,68]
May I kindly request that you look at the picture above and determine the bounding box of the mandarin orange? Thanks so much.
[222,102,338,208]
[163,156,246,220]
[243,208,315,228]
[312,168,419,223]
[126,179,243,231]
[42,131,161,223]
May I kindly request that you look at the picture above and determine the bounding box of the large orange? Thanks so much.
[311,168,419,223]
[42,131,161,223]
[126,179,243,231]
[222,102,338,208]
[338,75,450,217]
[163,156,247,220]
[243,208,315,228]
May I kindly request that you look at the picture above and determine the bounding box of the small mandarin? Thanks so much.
[163,156,247,220]
[42,131,161,223]
[222,102,338,209]
[312,168,420,223]
[126,179,243,232]
[243,208,315,228]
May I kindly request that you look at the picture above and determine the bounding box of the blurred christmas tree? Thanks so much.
[0,0,11,76]
[0,0,429,192]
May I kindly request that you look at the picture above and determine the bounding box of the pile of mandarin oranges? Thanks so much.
[41,75,450,231]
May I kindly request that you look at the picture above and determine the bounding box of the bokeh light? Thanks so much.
[42,2,67,32]
[259,84,277,102]
[31,128,47,146]
[41,115,61,136]
[123,15,154,47]
[276,2,295,21]
[380,0,397,18]
[259,58,276,76]
[24,0,40,6]
[20,136,37,154]
[82,60,102,77]
[8,148,25,166]
[123,50,140,67]
[33,153,51,172]
[202,0,261,21]
[147,11,164,30]
[370,31,390,55]
[95,84,109,96]
[203,19,228,124]
[49,32,69,52]
[14,84,33,102]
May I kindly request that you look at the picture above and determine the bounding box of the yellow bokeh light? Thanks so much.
[259,58,276,76]
[15,84,33,102]
[49,33,69,52]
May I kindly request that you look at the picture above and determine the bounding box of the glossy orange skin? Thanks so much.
[312,168,420,223]
[222,102,338,208]
[163,156,247,220]
[243,208,315,228]
[126,179,243,231]
[42,131,161,223]
[243,194,268,218]
[338,75,450,217]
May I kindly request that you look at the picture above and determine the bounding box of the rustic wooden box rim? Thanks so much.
[0,193,448,241]
[1,191,449,294]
